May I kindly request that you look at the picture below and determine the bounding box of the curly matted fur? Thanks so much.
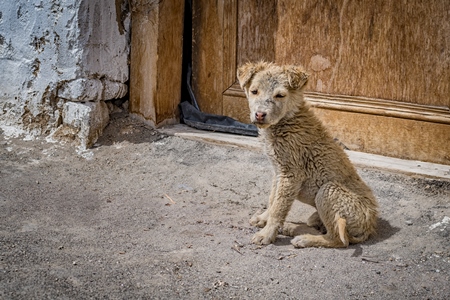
[237,61,378,248]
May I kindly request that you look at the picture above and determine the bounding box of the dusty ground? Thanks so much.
[1,111,450,299]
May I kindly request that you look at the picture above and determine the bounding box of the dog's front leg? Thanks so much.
[250,175,278,228]
[252,176,296,245]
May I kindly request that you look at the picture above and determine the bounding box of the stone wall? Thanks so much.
[0,0,130,148]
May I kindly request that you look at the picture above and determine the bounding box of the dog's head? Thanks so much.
[237,61,309,128]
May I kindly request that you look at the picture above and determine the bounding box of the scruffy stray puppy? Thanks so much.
[237,61,378,248]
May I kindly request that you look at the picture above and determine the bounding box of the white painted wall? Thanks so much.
[0,0,130,145]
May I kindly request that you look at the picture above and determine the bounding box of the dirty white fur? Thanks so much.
[237,61,378,248]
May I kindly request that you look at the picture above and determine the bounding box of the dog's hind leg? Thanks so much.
[291,182,354,248]
[291,232,347,248]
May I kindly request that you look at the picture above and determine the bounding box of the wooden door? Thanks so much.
[192,0,450,165]
[192,0,278,118]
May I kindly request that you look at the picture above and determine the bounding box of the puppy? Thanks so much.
[237,61,378,248]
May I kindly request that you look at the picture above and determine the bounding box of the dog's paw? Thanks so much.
[251,232,274,245]
[249,212,268,228]
[291,235,314,248]
[251,228,277,245]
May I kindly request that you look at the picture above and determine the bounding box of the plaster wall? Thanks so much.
[0,0,130,147]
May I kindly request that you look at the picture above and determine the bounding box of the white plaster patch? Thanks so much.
[429,216,450,231]
[0,0,130,143]
[45,134,59,144]
[58,78,128,102]
[0,124,26,139]
[76,147,94,160]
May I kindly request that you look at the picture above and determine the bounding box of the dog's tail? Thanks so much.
[335,213,349,247]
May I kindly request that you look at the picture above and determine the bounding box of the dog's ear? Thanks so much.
[285,66,309,90]
[237,61,271,89]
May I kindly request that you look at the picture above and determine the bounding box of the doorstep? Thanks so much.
[159,124,450,180]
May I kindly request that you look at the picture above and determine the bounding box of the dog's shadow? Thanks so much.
[273,218,400,253]
[351,218,400,257]
[366,217,400,244]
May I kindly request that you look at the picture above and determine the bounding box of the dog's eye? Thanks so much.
[251,90,258,95]
[275,94,286,98]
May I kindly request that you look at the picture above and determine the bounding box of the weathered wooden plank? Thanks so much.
[155,0,185,125]
[276,0,450,107]
[129,1,159,124]
[192,0,224,115]
[129,0,184,127]
[223,0,238,91]
[237,0,278,64]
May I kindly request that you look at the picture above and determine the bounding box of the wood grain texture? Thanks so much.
[276,0,450,107]
[129,0,159,124]
[192,0,224,115]
[223,0,238,91]
[223,94,250,123]
[155,0,185,124]
[192,0,278,114]
[237,0,278,64]
[129,0,184,126]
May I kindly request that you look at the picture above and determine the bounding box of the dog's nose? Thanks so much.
[255,112,267,122]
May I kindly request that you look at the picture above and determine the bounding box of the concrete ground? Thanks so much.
[1,111,450,299]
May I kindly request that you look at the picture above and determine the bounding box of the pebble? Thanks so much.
[405,220,413,226]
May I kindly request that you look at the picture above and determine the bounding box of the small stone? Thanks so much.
[405,220,413,226]
[396,262,408,267]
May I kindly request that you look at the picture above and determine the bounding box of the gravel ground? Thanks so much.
[1,111,450,299]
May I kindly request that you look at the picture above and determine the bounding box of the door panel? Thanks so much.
[237,0,278,64]
[276,0,450,106]
[192,0,278,115]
